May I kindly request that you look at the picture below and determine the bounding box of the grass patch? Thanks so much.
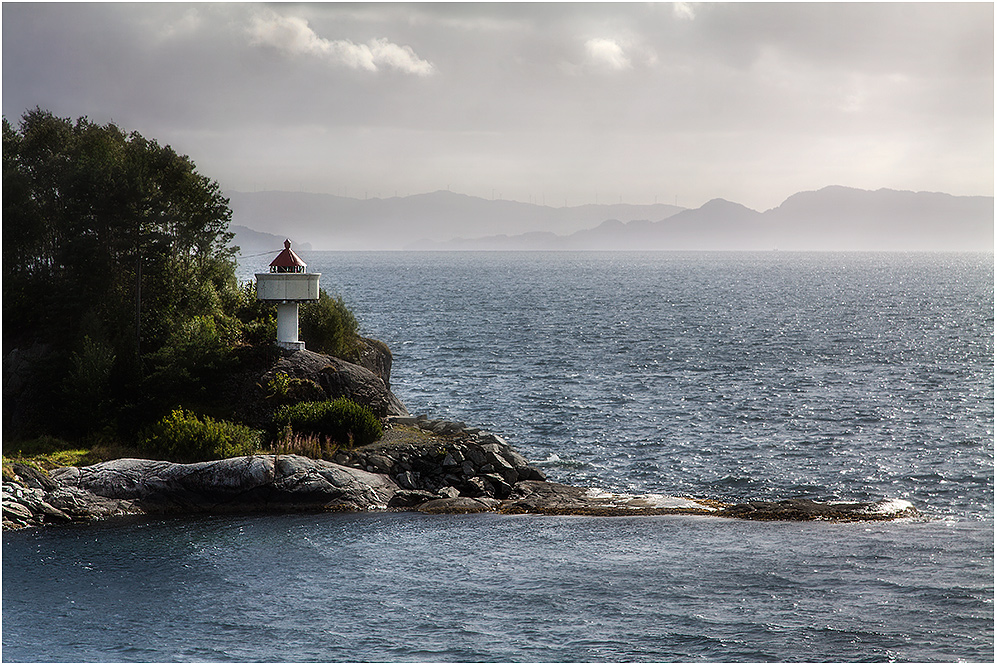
[3,435,143,473]
[270,429,342,462]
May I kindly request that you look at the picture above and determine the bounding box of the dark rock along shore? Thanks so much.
[2,347,918,529]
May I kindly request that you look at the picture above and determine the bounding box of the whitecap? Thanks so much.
[864,498,916,515]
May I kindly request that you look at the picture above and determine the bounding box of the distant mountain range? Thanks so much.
[227,186,993,252]
[227,190,682,251]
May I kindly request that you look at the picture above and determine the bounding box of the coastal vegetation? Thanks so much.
[2,109,362,466]
[139,408,261,463]
[274,398,383,449]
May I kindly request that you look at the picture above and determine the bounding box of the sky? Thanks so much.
[3,2,993,211]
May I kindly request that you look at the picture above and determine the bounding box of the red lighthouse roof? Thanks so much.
[270,239,307,273]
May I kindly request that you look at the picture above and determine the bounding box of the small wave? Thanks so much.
[860,498,916,516]
[535,453,591,470]
[583,488,719,512]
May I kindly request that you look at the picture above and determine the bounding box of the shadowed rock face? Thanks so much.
[262,348,409,419]
[336,418,547,501]
[353,338,394,391]
[220,341,408,429]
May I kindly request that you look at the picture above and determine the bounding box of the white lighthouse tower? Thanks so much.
[255,239,320,350]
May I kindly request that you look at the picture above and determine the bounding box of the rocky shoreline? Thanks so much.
[2,414,918,530]
[3,347,919,530]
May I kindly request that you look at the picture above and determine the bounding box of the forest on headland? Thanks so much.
[3,109,366,467]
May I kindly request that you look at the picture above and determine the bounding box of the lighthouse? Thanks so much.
[255,239,320,350]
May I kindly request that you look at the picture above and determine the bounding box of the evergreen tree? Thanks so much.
[3,109,239,435]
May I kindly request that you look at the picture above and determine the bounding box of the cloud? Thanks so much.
[156,7,203,41]
[2,3,990,211]
[584,38,631,70]
[673,3,696,21]
[248,10,433,76]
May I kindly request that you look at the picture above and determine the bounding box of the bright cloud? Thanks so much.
[673,2,696,21]
[248,11,433,76]
[585,38,631,70]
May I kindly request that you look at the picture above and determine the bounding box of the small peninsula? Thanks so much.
[3,346,917,530]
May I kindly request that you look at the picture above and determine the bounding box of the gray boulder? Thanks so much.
[52,455,398,514]
[417,497,502,514]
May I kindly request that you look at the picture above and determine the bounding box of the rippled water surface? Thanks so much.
[5,252,993,662]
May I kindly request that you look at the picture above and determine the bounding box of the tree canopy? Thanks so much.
[3,109,242,437]
[4,108,237,357]
[3,108,361,444]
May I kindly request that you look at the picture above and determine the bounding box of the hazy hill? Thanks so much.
[414,187,993,252]
[230,225,312,255]
[570,199,765,251]
[762,186,993,251]
[226,190,683,250]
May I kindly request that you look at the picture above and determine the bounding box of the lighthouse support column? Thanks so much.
[276,302,304,350]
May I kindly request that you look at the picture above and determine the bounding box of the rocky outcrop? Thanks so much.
[2,455,399,528]
[718,498,918,522]
[2,417,920,529]
[3,462,139,529]
[354,337,394,390]
[223,344,408,429]
[336,415,547,502]
[497,481,721,516]
[262,348,409,419]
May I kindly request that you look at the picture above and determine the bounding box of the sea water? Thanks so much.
[3,252,992,662]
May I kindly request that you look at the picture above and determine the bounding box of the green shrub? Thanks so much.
[273,398,382,448]
[266,372,325,406]
[2,435,76,458]
[300,290,359,360]
[140,408,261,462]
[267,371,291,398]
[237,281,277,347]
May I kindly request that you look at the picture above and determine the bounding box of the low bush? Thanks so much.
[2,435,75,457]
[140,408,261,462]
[273,398,382,448]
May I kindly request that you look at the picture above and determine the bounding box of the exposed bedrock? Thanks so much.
[3,462,918,531]
[2,416,918,528]
[717,497,919,522]
[51,455,397,514]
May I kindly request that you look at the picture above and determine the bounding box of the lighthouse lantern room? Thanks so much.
[255,239,320,350]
